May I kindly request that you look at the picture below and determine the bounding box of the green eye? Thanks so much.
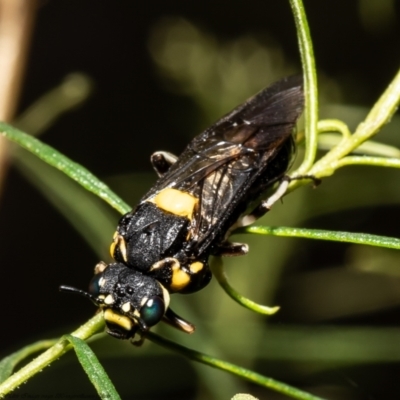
[140,296,165,327]
[88,274,103,295]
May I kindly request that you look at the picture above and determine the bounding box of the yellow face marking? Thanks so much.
[98,277,105,288]
[104,309,133,331]
[104,294,114,305]
[109,233,128,262]
[170,264,190,291]
[140,296,149,307]
[149,188,198,220]
[121,302,131,313]
[189,261,204,274]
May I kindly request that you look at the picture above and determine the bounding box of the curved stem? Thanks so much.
[289,0,319,175]
[317,119,351,139]
[309,69,400,178]
[211,257,280,315]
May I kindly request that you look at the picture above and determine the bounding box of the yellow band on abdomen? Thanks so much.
[149,188,198,220]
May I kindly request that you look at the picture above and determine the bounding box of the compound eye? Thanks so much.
[88,274,104,296]
[140,296,165,327]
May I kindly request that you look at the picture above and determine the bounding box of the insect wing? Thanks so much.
[144,75,304,253]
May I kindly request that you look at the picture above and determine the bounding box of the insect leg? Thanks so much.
[213,241,249,257]
[150,151,178,177]
[162,307,195,334]
[239,176,291,227]
[239,174,320,227]
[216,177,292,253]
[151,257,212,294]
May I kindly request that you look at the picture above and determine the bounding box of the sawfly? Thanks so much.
[60,75,305,340]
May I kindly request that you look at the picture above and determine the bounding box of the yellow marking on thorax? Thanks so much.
[109,242,116,258]
[104,309,133,331]
[170,263,191,291]
[109,232,128,262]
[149,188,198,220]
[189,261,204,274]
[109,231,118,258]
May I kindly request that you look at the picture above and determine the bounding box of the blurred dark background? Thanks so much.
[1,0,400,399]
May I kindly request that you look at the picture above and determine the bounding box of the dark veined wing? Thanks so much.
[143,75,304,253]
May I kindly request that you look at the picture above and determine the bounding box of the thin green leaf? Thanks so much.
[0,122,130,215]
[9,74,116,256]
[0,313,105,398]
[64,334,121,400]
[15,149,116,258]
[240,225,400,250]
[147,332,325,400]
[0,340,57,383]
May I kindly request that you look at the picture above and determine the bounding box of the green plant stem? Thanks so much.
[318,119,351,139]
[211,257,280,315]
[0,339,58,383]
[318,134,400,158]
[0,313,105,397]
[147,332,325,400]
[308,68,400,178]
[240,226,400,250]
[334,155,400,169]
[289,0,318,174]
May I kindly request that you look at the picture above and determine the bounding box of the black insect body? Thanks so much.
[60,75,304,340]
